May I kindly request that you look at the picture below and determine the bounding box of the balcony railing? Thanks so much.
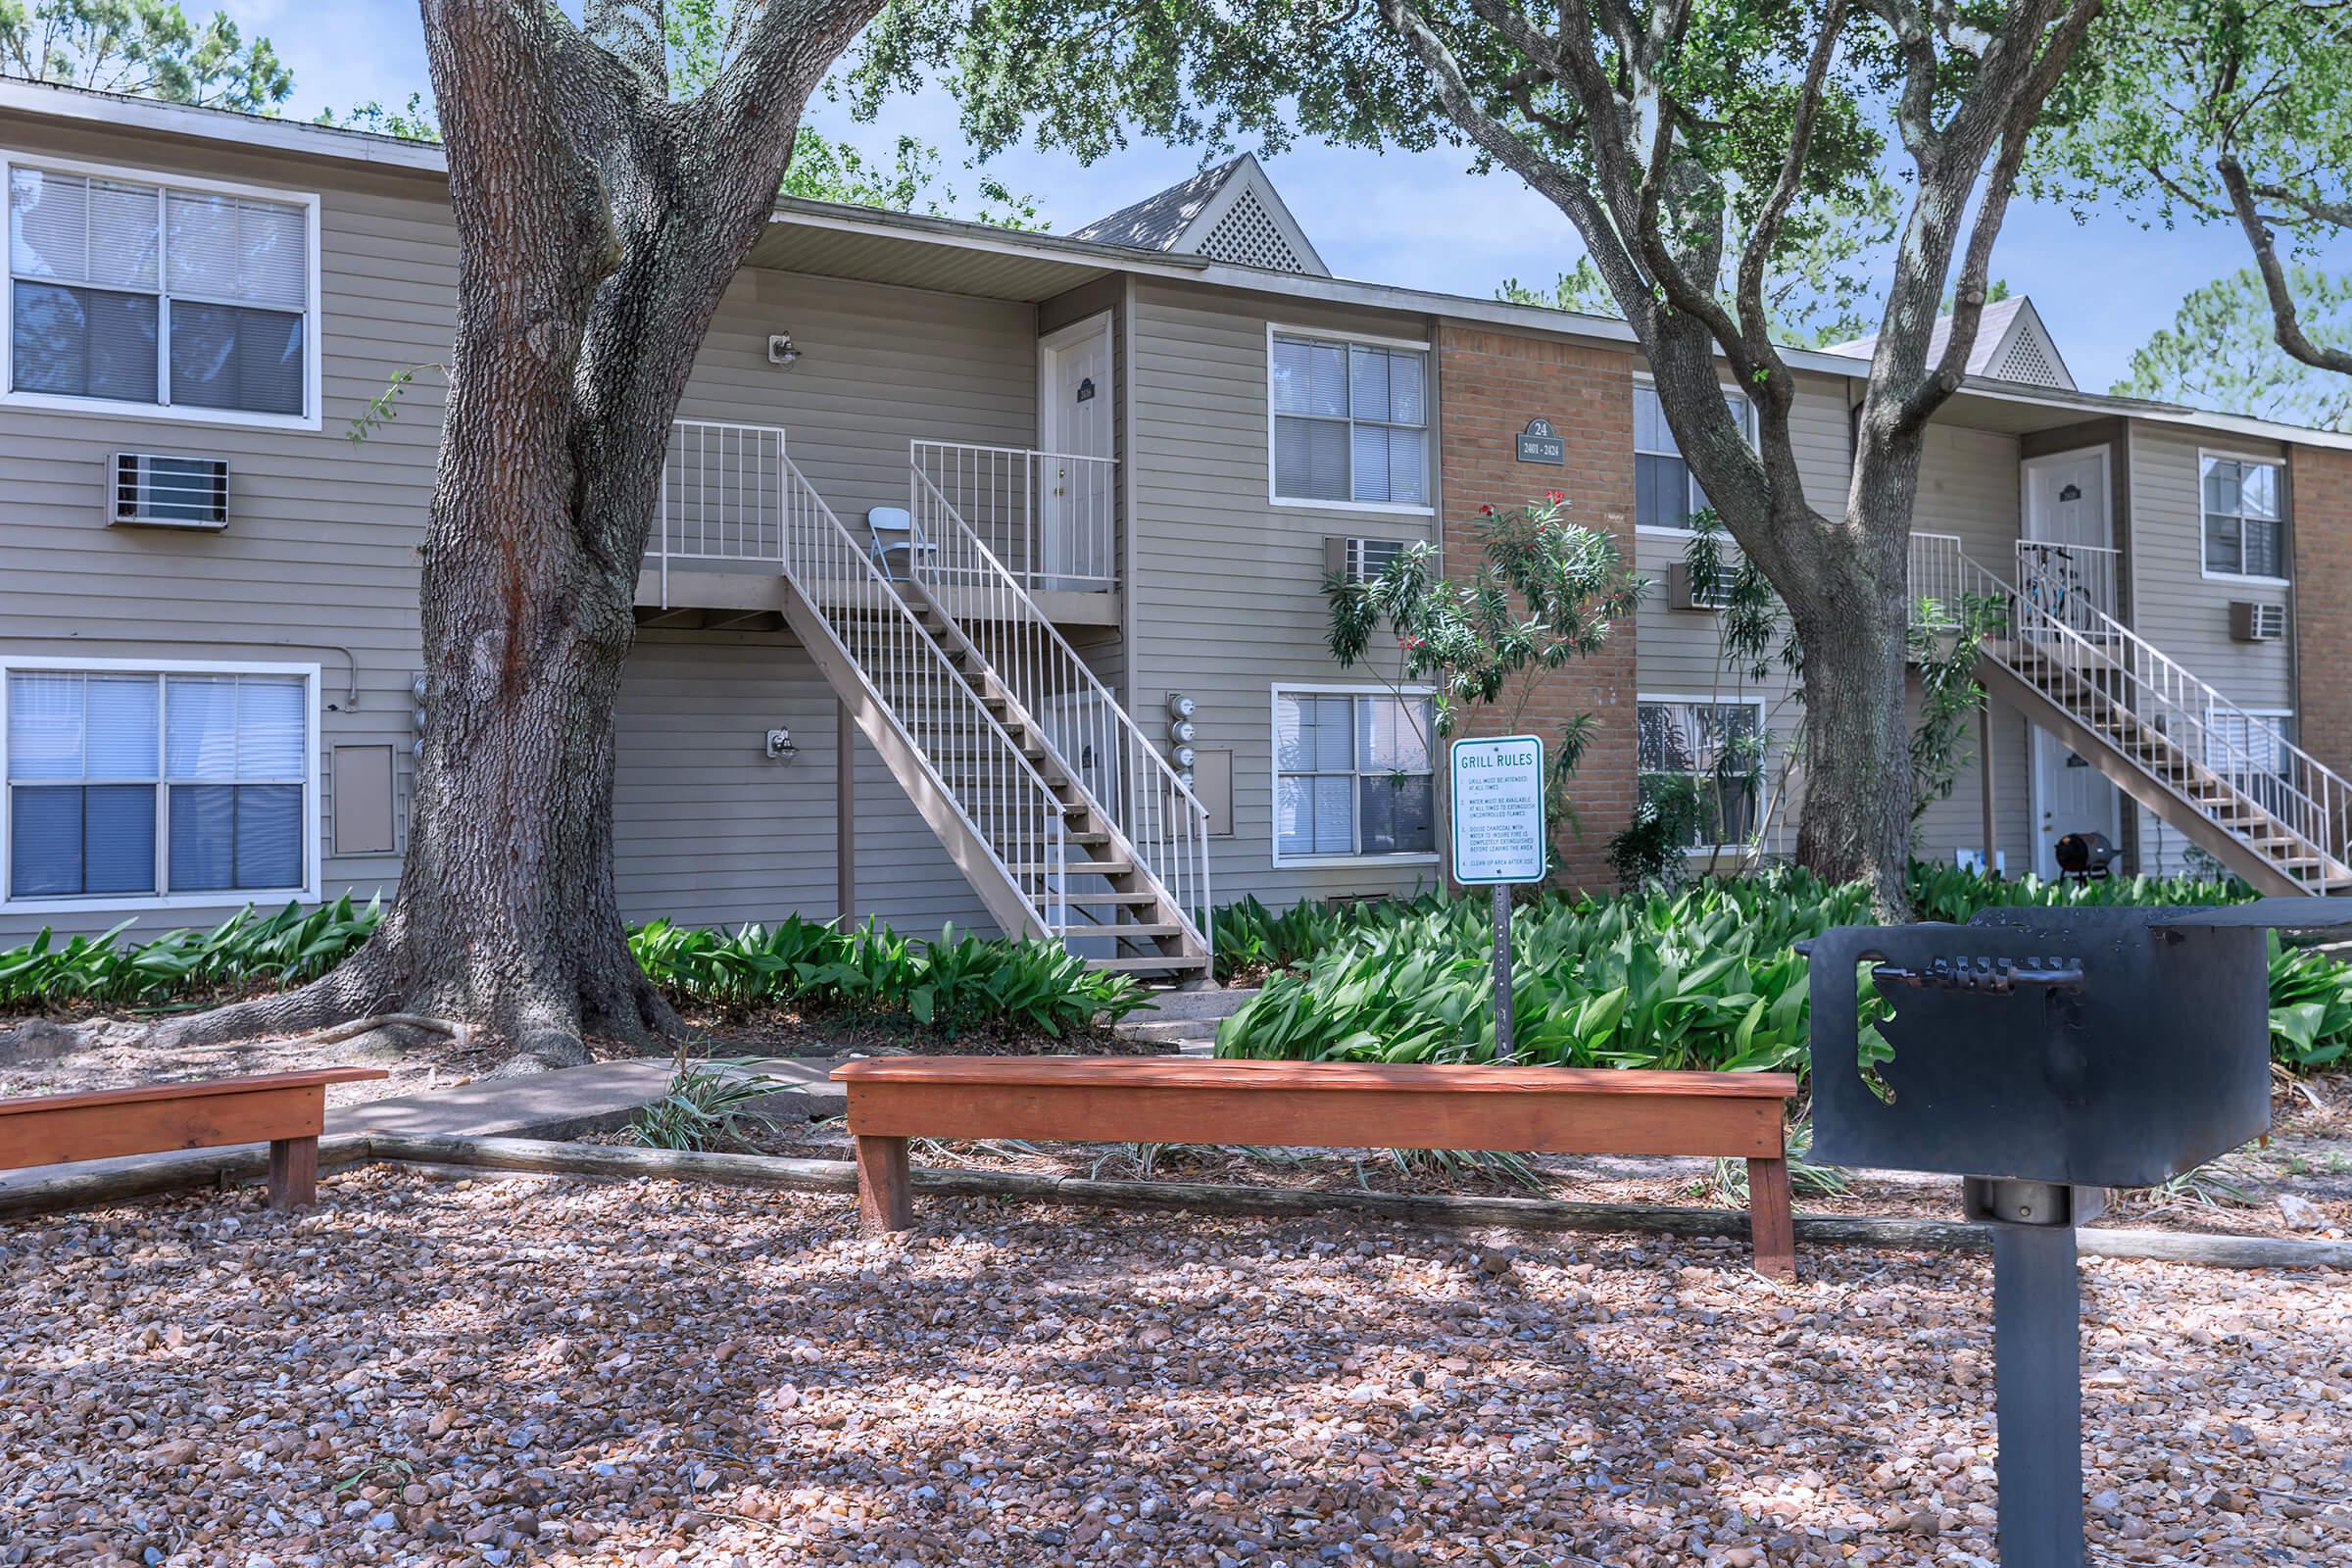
[649,419,788,607]
[911,440,1117,594]
[2014,539,2122,638]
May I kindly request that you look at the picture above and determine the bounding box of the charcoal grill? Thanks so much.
[1803,899,2350,1567]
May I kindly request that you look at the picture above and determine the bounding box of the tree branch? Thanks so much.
[2221,154,2352,377]
[1732,0,1847,402]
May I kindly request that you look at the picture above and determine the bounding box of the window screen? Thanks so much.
[8,166,310,418]
[5,668,309,902]
[1274,691,1435,859]
[1272,335,1429,506]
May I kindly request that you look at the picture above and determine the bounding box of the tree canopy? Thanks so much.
[851,0,2095,912]
[2115,267,2352,428]
[0,0,288,111]
[2043,0,2352,382]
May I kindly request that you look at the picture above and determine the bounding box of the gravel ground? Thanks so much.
[4,1171,2348,1568]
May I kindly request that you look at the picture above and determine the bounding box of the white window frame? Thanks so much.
[1636,692,1770,855]
[2196,449,2290,587]
[0,656,321,913]
[1268,681,1442,868]
[1265,321,1436,516]
[2,149,323,433]
[1632,374,1760,538]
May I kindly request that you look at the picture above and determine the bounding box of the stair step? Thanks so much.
[1099,922,1189,939]
[1009,859,1134,876]
[1088,954,1210,973]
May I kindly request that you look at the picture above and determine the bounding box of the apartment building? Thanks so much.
[5,77,2349,973]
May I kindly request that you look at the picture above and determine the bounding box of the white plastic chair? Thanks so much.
[865,506,934,582]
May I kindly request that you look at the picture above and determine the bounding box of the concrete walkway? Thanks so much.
[1115,985,1258,1055]
[0,1054,846,1211]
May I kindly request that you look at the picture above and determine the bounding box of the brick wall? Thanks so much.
[1436,325,1639,892]
[2293,444,2352,776]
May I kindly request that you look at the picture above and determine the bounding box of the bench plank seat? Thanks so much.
[0,1067,387,1208]
[833,1055,1800,1275]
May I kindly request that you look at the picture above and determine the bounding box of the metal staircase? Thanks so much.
[1910,534,2352,895]
[907,454,1213,972]
[654,419,1210,974]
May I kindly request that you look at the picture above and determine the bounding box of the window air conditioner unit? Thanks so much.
[111,452,229,530]
[1667,560,1736,612]
[2228,601,2285,643]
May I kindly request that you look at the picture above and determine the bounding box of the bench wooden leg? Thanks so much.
[267,1136,318,1210]
[855,1135,913,1234]
[1747,1156,1795,1278]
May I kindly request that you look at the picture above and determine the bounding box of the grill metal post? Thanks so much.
[1970,1177,2099,1568]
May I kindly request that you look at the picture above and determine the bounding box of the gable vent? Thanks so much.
[1987,329,2061,387]
[1198,187,1309,272]
[111,452,229,529]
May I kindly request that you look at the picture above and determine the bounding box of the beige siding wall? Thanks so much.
[0,118,1045,941]
[1126,278,1443,907]
[612,634,999,937]
[2126,421,2293,709]
[2126,420,2296,874]
[0,123,449,942]
[680,269,1039,526]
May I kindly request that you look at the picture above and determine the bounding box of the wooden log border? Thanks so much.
[5,1130,2347,1272]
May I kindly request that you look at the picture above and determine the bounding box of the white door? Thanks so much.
[1038,314,1114,589]
[2033,727,2123,878]
[2021,447,2114,622]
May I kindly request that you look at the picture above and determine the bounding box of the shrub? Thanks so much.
[5,905,1152,1038]
[0,895,383,1008]
[1212,866,2343,1074]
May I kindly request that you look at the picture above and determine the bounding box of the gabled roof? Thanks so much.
[1825,296,2077,390]
[1072,152,1329,276]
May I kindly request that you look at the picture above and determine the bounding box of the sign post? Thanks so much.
[1449,735,1547,1062]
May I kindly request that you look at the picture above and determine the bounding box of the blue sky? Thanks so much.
[224,0,2301,395]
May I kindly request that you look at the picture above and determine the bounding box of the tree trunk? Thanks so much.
[157,0,877,1067]
[1784,524,1915,914]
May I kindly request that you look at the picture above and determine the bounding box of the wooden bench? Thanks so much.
[0,1067,387,1208]
[832,1056,1801,1275]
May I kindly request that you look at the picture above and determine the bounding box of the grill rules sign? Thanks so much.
[1450,735,1546,884]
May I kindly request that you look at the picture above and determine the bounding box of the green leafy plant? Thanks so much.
[1324,496,1646,857]
[1209,864,2341,1077]
[625,1057,792,1152]
[1606,775,1706,894]
[6,903,1152,1040]
[0,895,383,1008]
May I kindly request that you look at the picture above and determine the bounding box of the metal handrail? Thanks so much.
[772,452,1070,938]
[910,463,1213,951]
[1912,534,2350,888]
[911,438,1119,593]
[650,418,789,611]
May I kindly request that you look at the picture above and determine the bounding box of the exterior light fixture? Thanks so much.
[767,333,802,367]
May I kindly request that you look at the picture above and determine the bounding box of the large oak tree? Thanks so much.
[858,0,2099,912]
[170,0,881,1067]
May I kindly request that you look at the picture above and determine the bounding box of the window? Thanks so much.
[2201,456,2285,580]
[6,159,314,423]
[1637,699,1765,848]
[4,665,312,905]
[1634,381,1757,531]
[1270,331,1429,507]
[1273,690,1435,860]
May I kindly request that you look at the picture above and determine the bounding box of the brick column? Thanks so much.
[1435,325,1639,893]
[2292,444,2352,776]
